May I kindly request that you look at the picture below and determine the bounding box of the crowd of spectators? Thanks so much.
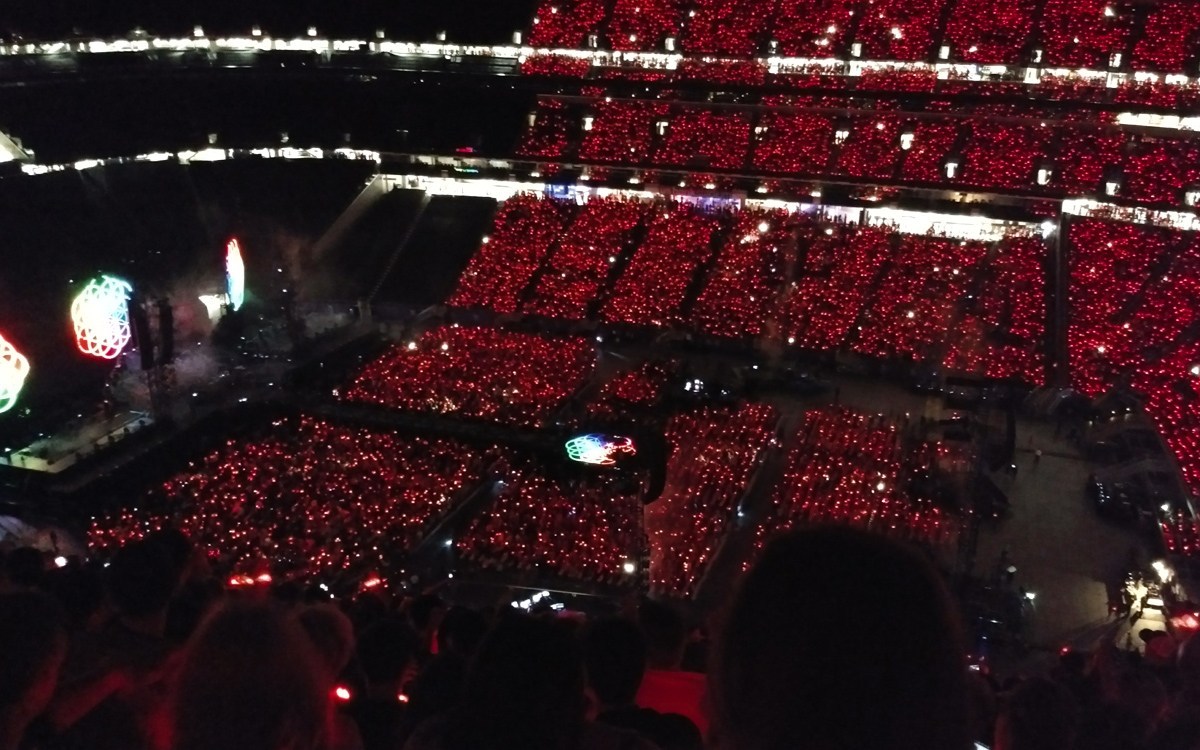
[689,209,793,340]
[1113,79,1183,109]
[578,101,669,165]
[513,97,579,159]
[605,0,680,52]
[527,0,609,48]
[1124,239,1200,369]
[1038,73,1113,103]
[455,456,645,586]
[1121,140,1200,207]
[1162,507,1200,562]
[342,326,595,429]
[751,107,835,176]
[1039,0,1133,69]
[674,59,766,86]
[1053,130,1125,196]
[448,194,572,314]
[680,0,774,57]
[1131,0,1200,73]
[653,110,751,172]
[646,404,777,598]
[523,197,647,320]
[601,204,717,327]
[519,96,1200,207]
[4,526,712,750]
[87,417,490,589]
[851,235,987,363]
[1067,218,1173,399]
[943,0,1036,63]
[517,0,1200,78]
[768,0,851,57]
[853,0,948,61]
[19,516,1200,750]
[583,361,676,420]
[754,408,961,562]
[831,115,907,179]
[1067,217,1200,496]
[941,234,1046,384]
[447,194,1047,385]
[1137,343,1200,497]
[957,122,1052,191]
[897,120,960,183]
[856,69,938,93]
[520,53,1200,116]
[781,223,893,351]
[518,54,593,80]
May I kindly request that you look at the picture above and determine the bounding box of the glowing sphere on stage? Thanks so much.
[71,275,133,360]
[0,333,30,414]
[564,434,637,467]
[226,239,245,311]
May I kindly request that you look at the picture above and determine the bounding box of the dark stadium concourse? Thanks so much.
[0,72,535,162]
[8,1,1200,749]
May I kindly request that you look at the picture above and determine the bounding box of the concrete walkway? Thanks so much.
[975,419,1150,672]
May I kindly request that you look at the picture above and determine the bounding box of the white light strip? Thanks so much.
[1114,112,1200,132]
[864,207,1035,241]
[1062,198,1200,231]
[0,129,31,162]
[381,173,1039,239]
[383,174,546,200]
[17,145,381,176]
[3,35,1199,99]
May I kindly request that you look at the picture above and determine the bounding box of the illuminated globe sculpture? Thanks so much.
[226,239,245,311]
[71,275,133,360]
[0,332,29,414]
[564,434,638,467]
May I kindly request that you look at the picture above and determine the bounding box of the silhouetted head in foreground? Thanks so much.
[423,615,587,750]
[0,592,66,749]
[171,601,330,750]
[585,617,647,710]
[711,527,969,750]
[995,676,1079,750]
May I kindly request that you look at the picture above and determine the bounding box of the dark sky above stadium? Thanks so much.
[4,1,538,43]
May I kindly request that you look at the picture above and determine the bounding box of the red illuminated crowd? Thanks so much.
[1136,340,1200,498]
[752,103,837,176]
[447,194,570,313]
[22,0,1200,748]
[517,97,1200,208]
[646,404,777,598]
[781,223,893,351]
[578,100,668,165]
[583,361,675,420]
[850,235,987,363]
[342,325,595,429]
[1067,217,1200,495]
[524,0,1200,74]
[449,193,1047,386]
[524,59,1200,110]
[652,108,751,172]
[942,235,1045,384]
[524,197,646,320]
[754,408,961,561]
[83,376,973,605]
[690,209,792,340]
[455,455,645,586]
[86,417,491,587]
[601,203,716,327]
